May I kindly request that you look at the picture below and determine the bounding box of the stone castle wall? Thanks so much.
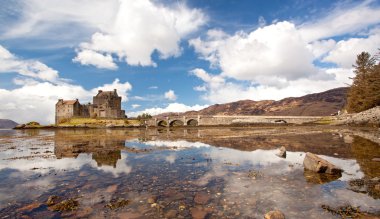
[55,89,126,124]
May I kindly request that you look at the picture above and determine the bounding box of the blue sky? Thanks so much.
[1,0,380,124]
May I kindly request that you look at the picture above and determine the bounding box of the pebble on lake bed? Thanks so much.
[264,210,285,219]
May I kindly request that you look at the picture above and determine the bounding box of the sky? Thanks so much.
[1,0,380,124]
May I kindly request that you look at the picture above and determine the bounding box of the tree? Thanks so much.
[346,51,380,113]
[137,113,152,121]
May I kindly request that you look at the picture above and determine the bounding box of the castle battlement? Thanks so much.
[55,89,126,124]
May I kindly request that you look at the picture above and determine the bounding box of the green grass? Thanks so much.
[313,116,336,125]
[58,118,141,127]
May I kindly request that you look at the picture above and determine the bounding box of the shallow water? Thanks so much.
[0,127,379,218]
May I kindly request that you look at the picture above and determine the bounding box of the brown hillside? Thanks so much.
[170,87,348,117]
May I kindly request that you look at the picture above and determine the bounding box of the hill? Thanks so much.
[168,87,348,117]
[0,119,19,129]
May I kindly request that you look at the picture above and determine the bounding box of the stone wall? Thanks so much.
[149,115,322,127]
[55,90,126,124]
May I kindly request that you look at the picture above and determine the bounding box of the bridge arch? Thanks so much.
[169,120,184,127]
[186,119,198,126]
[157,120,168,127]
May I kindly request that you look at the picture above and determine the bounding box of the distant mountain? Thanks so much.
[161,87,348,117]
[0,119,19,129]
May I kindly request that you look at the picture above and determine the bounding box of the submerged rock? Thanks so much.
[348,178,380,199]
[264,210,285,219]
[51,198,79,212]
[46,195,59,206]
[248,170,262,179]
[164,209,178,218]
[276,146,286,158]
[194,192,210,205]
[105,198,130,210]
[191,208,208,219]
[321,204,363,218]
[303,152,342,175]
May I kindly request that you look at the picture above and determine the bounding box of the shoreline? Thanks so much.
[12,122,378,130]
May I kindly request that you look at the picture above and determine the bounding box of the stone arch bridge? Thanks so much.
[146,115,323,127]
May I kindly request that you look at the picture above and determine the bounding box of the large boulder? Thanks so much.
[303,152,342,175]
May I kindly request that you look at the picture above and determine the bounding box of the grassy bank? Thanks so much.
[58,118,141,127]
[14,118,142,129]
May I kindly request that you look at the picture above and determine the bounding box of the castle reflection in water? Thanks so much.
[54,129,125,168]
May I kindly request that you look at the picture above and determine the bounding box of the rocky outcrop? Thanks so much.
[264,210,285,219]
[303,152,342,175]
[336,106,380,126]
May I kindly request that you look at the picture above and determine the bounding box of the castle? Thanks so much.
[55,89,126,124]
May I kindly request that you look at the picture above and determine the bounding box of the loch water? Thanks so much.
[0,126,379,218]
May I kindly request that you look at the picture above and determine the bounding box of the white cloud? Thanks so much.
[0,78,133,124]
[323,32,380,68]
[91,78,132,102]
[191,68,353,103]
[148,86,158,89]
[0,82,90,124]
[73,49,117,70]
[190,22,318,86]
[128,103,209,117]
[193,85,207,91]
[73,0,206,67]
[1,0,119,39]
[2,0,206,68]
[0,45,59,82]
[164,89,177,101]
[189,2,380,103]
[306,39,336,58]
[131,104,140,109]
[132,96,146,101]
[258,16,266,27]
[299,1,380,42]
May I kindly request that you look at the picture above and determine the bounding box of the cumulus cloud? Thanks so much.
[2,0,206,68]
[0,78,133,124]
[128,103,209,117]
[164,90,177,101]
[191,68,353,103]
[0,45,59,82]
[0,82,89,124]
[73,0,206,68]
[190,22,318,86]
[189,2,380,103]
[323,32,380,68]
[73,49,117,70]
[91,78,132,102]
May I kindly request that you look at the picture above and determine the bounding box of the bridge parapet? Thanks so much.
[147,115,323,127]
[147,115,200,127]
